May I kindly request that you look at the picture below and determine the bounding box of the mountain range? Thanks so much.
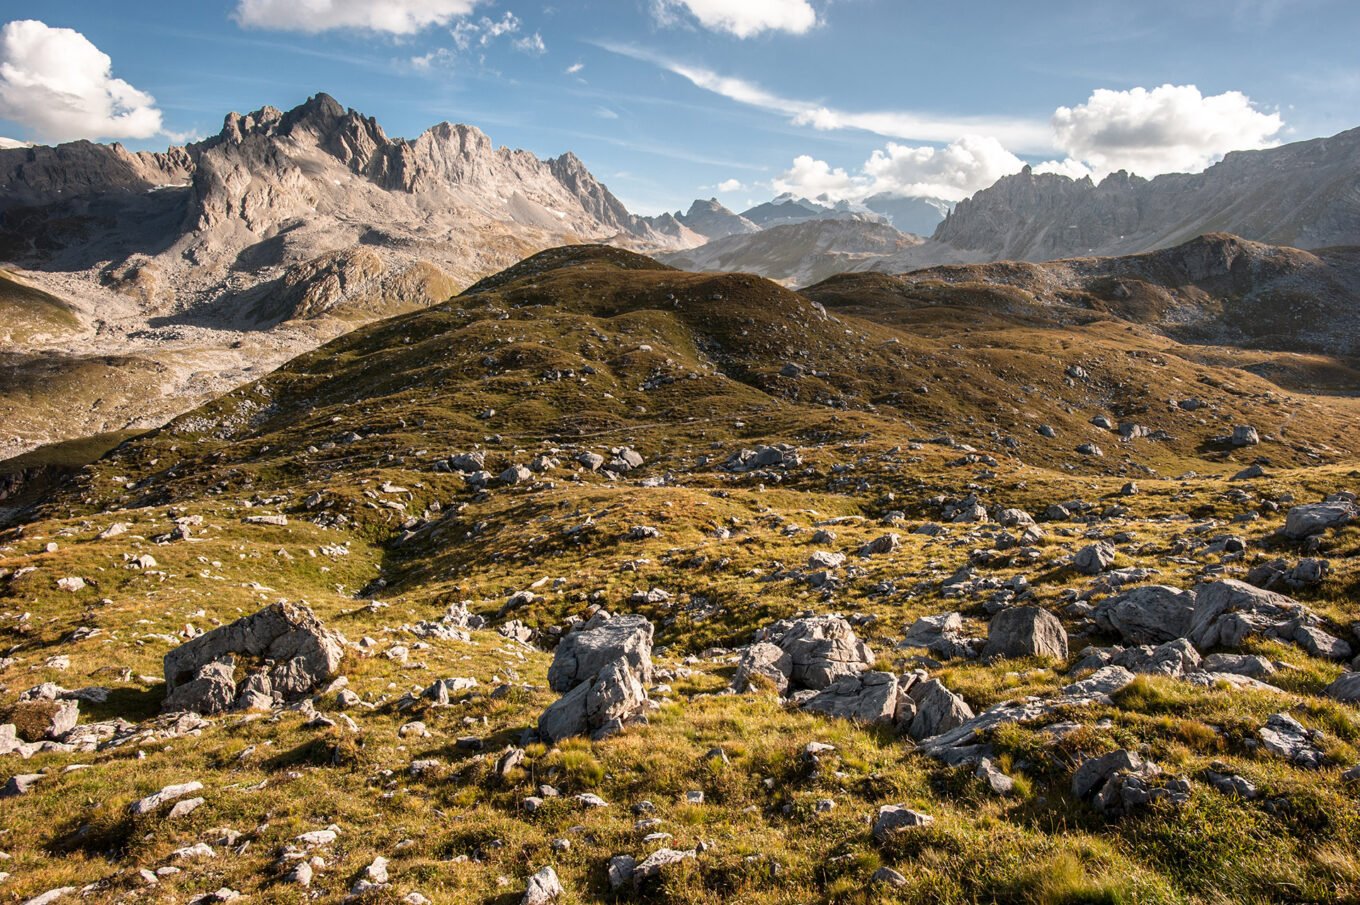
[2,93,1359,462]
[664,126,1360,284]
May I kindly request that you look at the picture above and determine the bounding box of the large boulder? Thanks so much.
[1091,586,1196,645]
[758,615,874,691]
[800,671,899,725]
[547,613,654,693]
[162,602,344,715]
[730,642,791,694]
[538,658,648,743]
[1186,580,1312,650]
[1072,542,1116,575]
[907,679,973,741]
[1282,501,1358,540]
[983,607,1068,660]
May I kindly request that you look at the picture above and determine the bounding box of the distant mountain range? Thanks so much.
[2,91,1358,460]
[661,126,1360,285]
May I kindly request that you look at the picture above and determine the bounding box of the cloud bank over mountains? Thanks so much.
[766,83,1284,205]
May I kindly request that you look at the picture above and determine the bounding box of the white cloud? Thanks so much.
[234,0,483,34]
[771,155,862,200]
[410,47,455,70]
[1051,84,1283,176]
[0,20,164,143]
[717,178,743,192]
[1032,157,1094,180]
[565,62,584,75]
[594,106,619,119]
[452,12,518,49]
[655,0,817,38]
[513,32,546,54]
[596,43,1055,152]
[862,136,1026,202]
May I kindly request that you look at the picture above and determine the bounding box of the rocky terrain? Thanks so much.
[0,94,700,461]
[3,245,1360,903]
[656,127,1360,285]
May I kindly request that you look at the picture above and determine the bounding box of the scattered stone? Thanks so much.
[871,805,934,843]
[1258,713,1325,768]
[983,606,1068,660]
[1072,542,1116,575]
[129,781,205,816]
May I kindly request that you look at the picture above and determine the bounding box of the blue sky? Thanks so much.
[0,0,1355,214]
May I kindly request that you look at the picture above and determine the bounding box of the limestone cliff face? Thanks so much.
[933,128,1360,259]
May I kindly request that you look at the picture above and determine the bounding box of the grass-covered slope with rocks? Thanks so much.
[3,245,1360,904]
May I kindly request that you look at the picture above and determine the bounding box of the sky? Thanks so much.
[0,0,1355,215]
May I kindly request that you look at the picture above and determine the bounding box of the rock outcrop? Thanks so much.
[162,602,344,714]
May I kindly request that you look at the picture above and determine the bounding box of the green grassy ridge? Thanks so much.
[3,246,1360,902]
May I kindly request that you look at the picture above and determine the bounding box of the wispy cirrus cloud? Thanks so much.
[594,41,1056,153]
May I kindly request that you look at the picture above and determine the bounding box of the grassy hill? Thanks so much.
[3,246,1360,903]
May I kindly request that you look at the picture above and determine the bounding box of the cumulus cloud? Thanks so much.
[0,19,164,143]
[234,0,483,34]
[771,136,1029,204]
[1051,84,1283,176]
[717,178,744,192]
[771,155,862,201]
[862,136,1026,202]
[565,62,584,75]
[655,0,818,38]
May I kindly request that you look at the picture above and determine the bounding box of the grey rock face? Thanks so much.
[858,534,901,556]
[632,848,696,887]
[1200,653,1275,678]
[907,679,974,741]
[1247,558,1330,591]
[521,866,563,905]
[162,602,344,715]
[1072,749,1190,815]
[4,698,78,742]
[763,615,875,691]
[1092,585,1197,645]
[730,642,792,694]
[1230,425,1261,447]
[800,671,899,725]
[1186,579,1311,650]
[1258,713,1325,768]
[983,606,1068,660]
[1282,502,1358,539]
[902,612,982,660]
[547,613,654,693]
[1072,542,1116,575]
[1111,639,1202,677]
[724,444,801,472]
[538,657,649,743]
[1325,672,1360,703]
